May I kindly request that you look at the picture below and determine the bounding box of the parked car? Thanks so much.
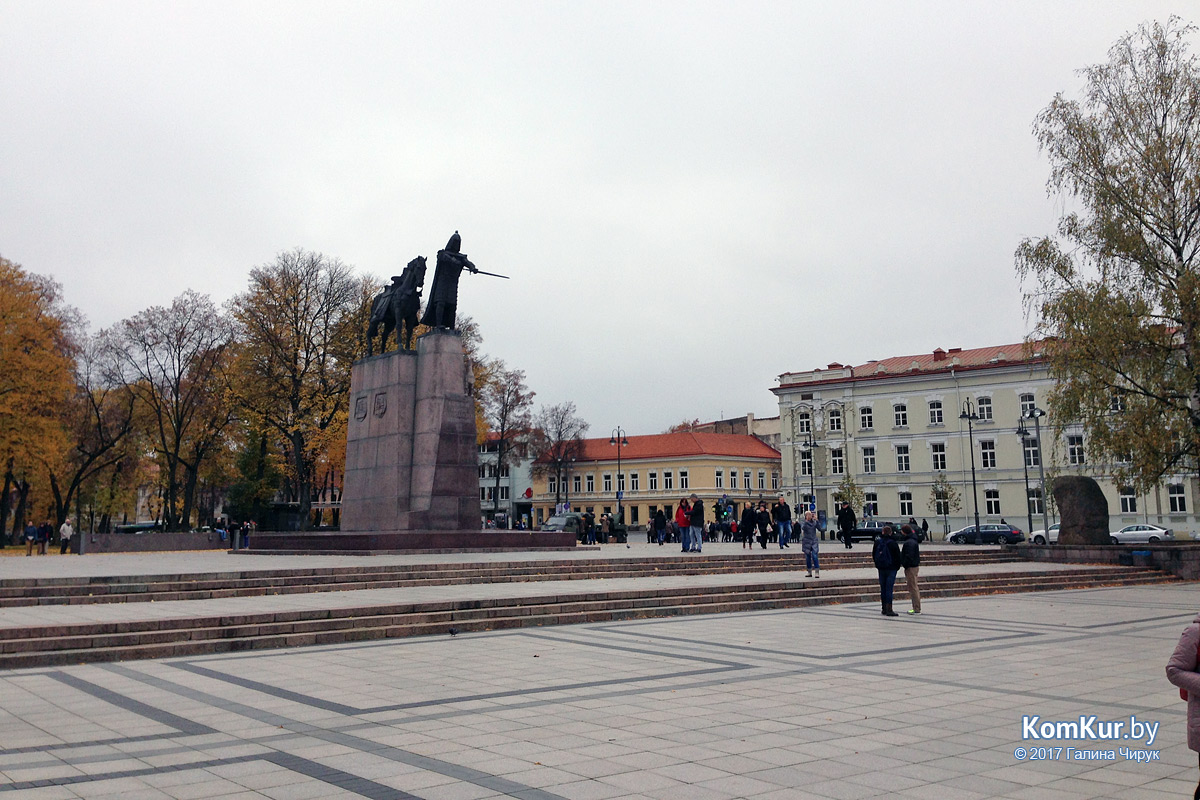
[1030,523,1060,545]
[1109,524,1173,544]
[839,520,924,544]
[948,523,1025,545]
[540,514,583,535]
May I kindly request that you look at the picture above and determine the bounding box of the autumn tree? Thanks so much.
[531,401,590,507]
[231,249,369,529]
[832,475,865,514]
[480,362,535,520]
[0,257,77,541]
[665,418,702,433]
[1016,18,1200,492]
[926,473,962,536]
[107,290,235,530]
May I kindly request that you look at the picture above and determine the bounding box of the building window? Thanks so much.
[928,401,943,425]
[630,506,639,525]
[864,492,878,516]
[896,445,910,472]
[1170,484,1187,513]
[977,396,993,421]
[1023,438,1040,468]
[800,493,815,508]
[630,472,639,491]
[797,412,811,434]
[860,406,873,430]
[980,440,996,469]
[899,492,913,517]
[801,450,812,476]
[771,473,779,490]
[935,494,950,517]
[931,443,946,471]
[617,473,625,492]
[603,474,612,492]
[573,475,581,493]
[863,447,876,474]
[715,469,723,489]
[500,464,510,478]
[648,471,658,491]
[894,403,908,427]
[1028,488,1044,515]
[499,486,509,500]
[729,469,737,489]
[478,464,487,478]
[831,448,844,475]
[1068,435,1086,465]
[985,489,1001,515]
[548,476,558,494]
[664,471,674,490]
[1111,392,1126,412]
[1020,393,1036,417]
[586,474,594,492]
[1120,487,1137,513]
[828,408,842,431]
[679,470,689,490]
[743,470,751,489]
[758,470,766,490]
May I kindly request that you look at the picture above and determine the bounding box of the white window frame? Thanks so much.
[648,471,658,491]
[664,471,674,490]
[928,401,943,425]
[1170,484,1187,513]
[863,447,876,474]
[931,442,946,471]
[714,469,723,489]
[899,491,913,517]
[1120,487,1137,513]
[828,408,842,432]
[831,448,844,475]
[679,470,689,490]
[985,489,1001,515]
[980,440,996,469]
[603,474,613,492]
[977,396,993,421]
[860,406,873,430]
[894,403,908,428]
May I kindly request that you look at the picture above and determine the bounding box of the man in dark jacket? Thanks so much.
[901,524,922,614]
[873,526,902,616]
[740,504,757,549]
[687,493,704,553]
[772,496,793,549]
[836,502,857,549]
[653,508,667,546]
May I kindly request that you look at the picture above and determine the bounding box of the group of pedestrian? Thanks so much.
[873,523,921,616]
[672,495,704,553]
[23,517,74,556]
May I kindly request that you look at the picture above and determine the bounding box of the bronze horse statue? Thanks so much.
[367,256,426,355]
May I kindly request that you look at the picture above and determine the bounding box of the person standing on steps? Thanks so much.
[58,517,74,555]
[740,503,757,549]
[653,507,667,546]
[772,496,793,549]
[755,502,772,550]
[687,493,704,553]
[873,525,902,616]
[837,501,856,549]
[675,498,692,553]
[800,510,820,577]
[901,524,921,614]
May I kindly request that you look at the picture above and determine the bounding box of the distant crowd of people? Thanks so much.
[22,518,73,555]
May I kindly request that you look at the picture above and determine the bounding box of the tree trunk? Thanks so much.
[0,464,12,546]
[292,432,311,531]
[11,480,29,544]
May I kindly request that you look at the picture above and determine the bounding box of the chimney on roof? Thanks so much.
[827,362,843,369]
[948,347,962,354]
[932,348,946,362]
[746,412,755,435]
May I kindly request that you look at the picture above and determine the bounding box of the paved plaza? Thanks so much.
[0,568,1197,799]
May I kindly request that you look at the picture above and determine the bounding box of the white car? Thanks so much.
[1030,524,1059,545]
[1109,524,1173,544]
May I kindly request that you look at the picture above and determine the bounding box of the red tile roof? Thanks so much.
[567,433,780,463]
[777,341,1044,390]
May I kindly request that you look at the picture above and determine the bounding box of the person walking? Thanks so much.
[687,493,704,553]
[772,496,793,549]
[36,520,52,555]
[1167,614,1200,800]
[653,508,667,546]
[920,518,929,540]
[58,518,74,555]
[800,510,820,577]
[873,525,902,616]
[675,499,692,553]
[24,522,36,556]
[901,524,921,614]
[837,501,857,549]
[755,502,772,550]
[740,503,757,549]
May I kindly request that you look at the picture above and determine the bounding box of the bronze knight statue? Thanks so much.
[419,231,479,330]
[367,256,426,355]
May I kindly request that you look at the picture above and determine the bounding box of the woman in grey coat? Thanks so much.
[800,511,820,578]
[1167,613,1200,800]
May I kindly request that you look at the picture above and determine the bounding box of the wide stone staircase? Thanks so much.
[0,550,1179,668]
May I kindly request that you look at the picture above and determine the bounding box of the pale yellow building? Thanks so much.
[532,432,782,529]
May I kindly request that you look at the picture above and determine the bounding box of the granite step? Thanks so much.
[0,565,1177,668]
[0,551,1024,607]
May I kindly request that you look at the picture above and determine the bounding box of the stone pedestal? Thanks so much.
[340,330,480,533]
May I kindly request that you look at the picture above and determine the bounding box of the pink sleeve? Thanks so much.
[1166,623,1200,694]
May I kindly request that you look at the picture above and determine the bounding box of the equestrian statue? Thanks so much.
[367,255,427,355]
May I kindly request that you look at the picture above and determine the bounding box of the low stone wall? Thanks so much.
[1015,542,1200,580]
[83,531,229,554]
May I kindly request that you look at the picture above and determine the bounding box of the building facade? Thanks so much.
[773,343,1199,537]
[478,435,535,528]
[531,432,782,529]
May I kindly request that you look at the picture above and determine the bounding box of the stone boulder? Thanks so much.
[1052,476,1110,545]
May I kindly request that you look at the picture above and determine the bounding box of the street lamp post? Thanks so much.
[1024,407,1050,538]
[799,432,816,513]
[1016,420,1034,539]
[960,399,982,544]
[563,456,575,513]
[609,427,628,528]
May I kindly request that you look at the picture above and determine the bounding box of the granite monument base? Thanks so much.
[243,529,578,554]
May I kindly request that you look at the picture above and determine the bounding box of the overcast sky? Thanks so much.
[0,1,1186,435]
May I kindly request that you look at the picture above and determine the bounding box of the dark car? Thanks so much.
[948,523,1024,545]
[839,521,924,544]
